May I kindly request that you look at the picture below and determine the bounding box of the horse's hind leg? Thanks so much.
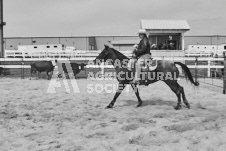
[131,84,142,107]
[165,81,182,110]
[180,86,190,109]
[106,83,126,109]
[46,72,49,80]
[30,70,33,80]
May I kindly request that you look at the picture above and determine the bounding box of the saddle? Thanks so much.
[127,58,158,72]
[141,59,158,72]
[127,58,158,86]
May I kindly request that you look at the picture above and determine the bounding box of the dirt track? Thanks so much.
[0,78,226,151]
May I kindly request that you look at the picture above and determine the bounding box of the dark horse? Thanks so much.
[94,45,199,110]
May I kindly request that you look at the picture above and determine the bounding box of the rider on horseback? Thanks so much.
[129,29,151,84]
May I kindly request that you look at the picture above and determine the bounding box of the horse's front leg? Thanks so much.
[106,83,126,109]
[36,71,39,80]
[131,84,142,107]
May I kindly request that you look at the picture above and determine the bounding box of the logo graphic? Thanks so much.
[47,60,80,93]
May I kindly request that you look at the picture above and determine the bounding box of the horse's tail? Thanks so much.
[174,62,199,86]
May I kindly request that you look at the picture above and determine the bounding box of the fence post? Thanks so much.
[21,58,24,79]
[223,52,226,94]
[101,62,104,77]
[195,56,198,83]
[207,58,211,77]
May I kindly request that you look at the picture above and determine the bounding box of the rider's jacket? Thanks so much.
[134,37,151,58]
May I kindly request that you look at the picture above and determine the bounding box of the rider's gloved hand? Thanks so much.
[132,53,136,58]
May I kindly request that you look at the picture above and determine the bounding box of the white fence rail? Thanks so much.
[4,49,133,58]
[0,57,224,78]
[5,49,226,58]
[185,49,226,57]
[4,50,101,58]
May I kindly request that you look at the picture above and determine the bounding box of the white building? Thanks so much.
[111,20,190,56]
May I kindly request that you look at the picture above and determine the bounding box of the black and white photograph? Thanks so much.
[0,0,226,150]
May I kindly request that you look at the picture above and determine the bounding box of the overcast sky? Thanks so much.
[3,0,226,37]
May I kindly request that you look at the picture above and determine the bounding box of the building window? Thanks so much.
[224,46,226,50]
[47,46,50,48]
[54,46,58,48]
[34,46,37,48]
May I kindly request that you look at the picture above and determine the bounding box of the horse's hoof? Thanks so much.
[136,102,142,107]
[174,105,182,110]
[105,106,113,109]
[185,104,190,109]
[105,104,113,109]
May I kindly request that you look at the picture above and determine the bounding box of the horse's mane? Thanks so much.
[109,47,129,60]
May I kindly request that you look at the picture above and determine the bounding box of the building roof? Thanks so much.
[141,20,190,30]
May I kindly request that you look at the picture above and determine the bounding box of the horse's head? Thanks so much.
[94,45,112,65]
[80,63,87,70]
